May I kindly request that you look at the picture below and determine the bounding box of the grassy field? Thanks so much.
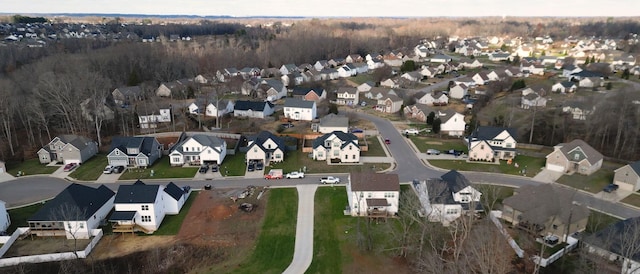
[220,152,248,176]
[153,191,199,235]
[555,169,615,194]
[429,155,545,177]
[409,136,467,153]
[350,74,374,85]
[269,150,391,174]
[361,136,386,157]
[621,193,640,208]
[6,202,45,234]
[5,159,59,176]
[232,188,297,274]
[68,154,108,181]
[118,157,198,180]
[586,210,622,234]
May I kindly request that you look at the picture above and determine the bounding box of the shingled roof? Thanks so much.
[503,184,590,226]
[350,172,400,192]
[28,183,115,221]
[557,139,603,165]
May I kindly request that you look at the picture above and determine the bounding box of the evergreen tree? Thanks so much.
[432,118,442,134]
[426,111,435,125]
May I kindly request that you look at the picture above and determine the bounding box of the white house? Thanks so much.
[436,109,466,137]
[317,114,349,134]
[552,81,578,93]
[416,91,449,106]
[430,54,453,63]
[467,126,517,161]
[380,78,398,88]
[337,65,356,78]
[335,87,359,106]
[416,170,482,225]
[188,98,234,117]
[284,98,317,121]
[0,200,10,233]
[448,84,468,99]
[27,183,115,239]
[138,106,172,129]
[312,131,360,163]
[169,134,227,166]
[233,100,275,118]
[110,180,190,233]
[346,172,400,217]
[246,131,286,165]
[280,64,298,75]
[521,92,547,109]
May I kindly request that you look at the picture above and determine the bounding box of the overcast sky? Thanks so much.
[2,0,639,17]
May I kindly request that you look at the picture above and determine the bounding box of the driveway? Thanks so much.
[532,168,564,183]
[283,184,318,274]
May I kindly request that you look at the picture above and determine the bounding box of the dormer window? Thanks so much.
[574,153,580,160]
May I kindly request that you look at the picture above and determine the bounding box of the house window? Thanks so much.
[345,155,348,160]
[275,154,282,159]
[574,153,580,160]
[353,155,356,159]
[141,216,151,222]
[268,144,272,149]
[138,159,145,165]
[185,147,189,152]
[115,150,120,155]
[446,208,458,215]
[367,193,372,198]
[142,205,149,211]
[360,193,364,198]
[481,145,484,149]
[333,150,339,157]
[318,152,323,157]
[208,149,211,154]
[79,223,84,229]
[333,142,340,148]
[172,157,180,162]
[552,224,558,229]
[506,143,512,148]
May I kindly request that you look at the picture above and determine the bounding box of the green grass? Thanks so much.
[232,188,297,274]
[350,74,374,85]
[269,150,391,174]
[68,154,108,181]
[409,135,468,153]
[586,210,621,234]
[6,202,45,234]
[621,193,640,208]
[152,191,199,235]
[219,152,248,176]
[429,155,545,177]
[307,186,350,273]
[118,157,198,180]
[5,159,59,176]
[361,136,386,157]
[555,169,614,194]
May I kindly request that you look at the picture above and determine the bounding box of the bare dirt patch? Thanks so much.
[3,236,92,257]
[426,141,444,145]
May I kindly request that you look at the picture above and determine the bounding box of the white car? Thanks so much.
[103,165,115,174]
[285,171,305,179]
[403,128,420,135]
[320,176,341,184]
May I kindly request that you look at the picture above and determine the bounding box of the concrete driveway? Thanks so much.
[283,184,318,274]
[532,168,564,183]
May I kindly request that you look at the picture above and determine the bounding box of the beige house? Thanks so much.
[376,95,403,113]
[37,135,98,165]
[467,126,517,161]
[545,139,603,175]
[613,161,640,192]
[501,184,590,242]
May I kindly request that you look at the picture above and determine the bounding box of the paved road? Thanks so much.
[282,184,317,274]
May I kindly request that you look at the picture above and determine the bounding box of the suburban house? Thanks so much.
[346,54,363,63]
[613,161,640,192]
[461,58,483,69]
[187,97,234,117]
[137,104,172,129]
[435,109,467,137]
[110,180,191,233]
[489,52,511,62]
[467,126,517,161]
[448,83,468,99]
[245,131,286,165]
[562,65,582,78]
[169,134,227,166]
[501,184,590,242]
[356,81,375,93]
[279,64,298,75]
[346,172,400,217]
[582,217,640,273]
[258,79,287,101]
[313,60,329,71]
[335,87,359,106]
[107,136,162,168]
[416,91,449,106]
[112,86,144,106]
[27,183,115,239]
[420,67,439,78]
[430,54,453,63]
[417,170,482,225]
[521,92,547,109]
[404,104,434,122]
[155,78,193,97]
[520,63,545,75]
[316,114,349,134]
[233,100,275,118]
[37,135,98,165]
[337,64,356,78]
[552,81,578,93]
[562,101,594,120]
[401,71,423,82]
[312,131,360,163]
[376,95,403,113]
[471,72,491,86]
[283,98,317,121]
[0,200,9,234]
[363,87,397,100]
[291,87,326,102]
[545,139,603,176]
[380,78,398,88]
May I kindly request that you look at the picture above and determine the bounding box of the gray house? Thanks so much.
[37,135,98,165]
[107,136,162,168]
[112,86,144,106]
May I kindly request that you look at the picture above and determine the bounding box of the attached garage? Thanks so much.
[545,163,565,173]
[616,181,635,192]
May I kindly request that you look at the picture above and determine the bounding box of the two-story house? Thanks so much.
[107,136,162,168]
[187,97,234,117]
[37,135,98,165]
[312,131,360,163]
[346,172,400,217]
[112,86,144,107]
[283,98,317,121]
[291,87,326,102]
[416,170,482,225]
[169,134,227,166]
[335,87,359,106]
[436,109,467,137]
[467,126,517,161]
[138,104,172,129]
[245,131,286,165]
[376,95,403,113]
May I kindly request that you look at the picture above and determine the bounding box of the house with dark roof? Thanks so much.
[312,131,360,163]
[415,170,482,224]
[0,200,10,234]
[112,86,144,106]
[316,114,349,134]
[551,81,578,93]
[582,217,640,272]
[155,78,194,97]
[233,100,275,118]
[110,180,190,233]
[467,126,517,161]
[545,139,603,176]
[501,184,590,242]
[346,172,400,217]
[37,135,98,165]
[169,134,227,166]
[283,98,317,121]
[107,136,162,168]
[613,160,640,192]
[27,183,115,239]
[291,87,326,102]
[245,131,285,165]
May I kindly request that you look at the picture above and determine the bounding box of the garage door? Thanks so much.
[546,163,565,172]
[64,159,81,165]
[110,159,128,166]
[616,181,635,192]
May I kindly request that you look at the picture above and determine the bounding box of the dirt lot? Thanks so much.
[3,237,92,257]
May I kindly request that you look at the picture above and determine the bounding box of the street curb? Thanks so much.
[7,198,52,210]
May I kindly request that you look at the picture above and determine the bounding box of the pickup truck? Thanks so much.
[320,176,341,184]
[264,169,283,179]
[285,171,305,179]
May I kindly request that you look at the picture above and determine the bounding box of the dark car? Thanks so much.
[603,184,619,193]
[385,139,391,144]
[281,123,294,128]
[113,166,125,173]
[248,162,256,172]
[256,161,264,170]
[446,149,464,156]
[211,164,219,172]
[199,165,209,173]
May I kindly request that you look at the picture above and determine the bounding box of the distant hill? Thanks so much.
[0,13,306,20]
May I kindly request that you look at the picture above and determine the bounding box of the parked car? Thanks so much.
[63,163,78,172]
[256,161,264,170]
[320,176,341,184]
[403,128,420,135]
[248,162,256,172]
[351,128,364,133]
[199,165,209,173]
[603,184,619,193]
[113,166,125,173]
[204,184,212,190]
[103,165,115,174]
[544,235,559,246]
[211,164,219,172]
[281,123,294,128]
[285,171,305,179]
[384,139,391,144]
[445,149,464,156]
[426,149,440,155]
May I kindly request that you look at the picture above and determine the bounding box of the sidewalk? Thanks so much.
[283,184,318,274]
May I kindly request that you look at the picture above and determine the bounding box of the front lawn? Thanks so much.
[220,152,248,176]
[118,157,198,180]
[307,187,349,273]
[429,155,545,177]
[153,191,199,235]
[350,74,374,85]
[68,154,108,181]
[7,202,45,234]
[409,135,467,153]
[555,169,614,194]
[621,193,640,209]
[5,159,59,176]
[360,136,386,157]
[232,188,297,274]
[586,210,621,233]
[269,150,391,174]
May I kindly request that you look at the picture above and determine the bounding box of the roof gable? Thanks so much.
[28,184,115,221]
[350,172,400,192]
[114,180,161,204]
